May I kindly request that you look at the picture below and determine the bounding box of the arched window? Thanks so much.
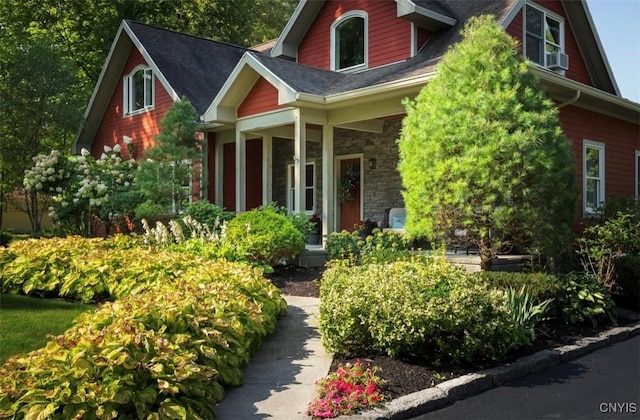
[123,66,154,115]
[331,11,367,72]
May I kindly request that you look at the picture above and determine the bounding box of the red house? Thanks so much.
[74,0,640,240]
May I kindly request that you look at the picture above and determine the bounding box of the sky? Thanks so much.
[585,0,640,103]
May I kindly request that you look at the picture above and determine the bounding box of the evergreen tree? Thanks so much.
[398,15,577,270]
[135,98,201,218]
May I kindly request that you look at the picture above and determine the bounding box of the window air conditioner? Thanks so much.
[546,51,569,70]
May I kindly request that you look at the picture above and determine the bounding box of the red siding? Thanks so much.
[298,0,412,70]
[237,77,282,117]
[417,27,432,52]
[559,105,640,222]
[506,0,592,86]
[92,47,174,160]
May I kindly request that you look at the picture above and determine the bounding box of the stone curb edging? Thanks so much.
[337,322,640,420]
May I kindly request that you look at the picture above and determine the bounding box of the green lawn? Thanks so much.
[0,294,93,364]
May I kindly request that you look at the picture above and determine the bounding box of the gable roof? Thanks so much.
[73,20,247,153]
[269,0,620,96]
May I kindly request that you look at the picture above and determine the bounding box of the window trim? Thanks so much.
[287,161,316,215]
[123,65,155,116]
[583,140,605,215]
[330,10,368,72]
[522,2,565,70]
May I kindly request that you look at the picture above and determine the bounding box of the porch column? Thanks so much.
[293,109,306,214]
[214,138,224,206]
[322,124,334,236]
[235,129,246,212]
[262,133,273,205]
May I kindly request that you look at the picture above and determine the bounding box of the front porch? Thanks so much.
[205,109,407,241]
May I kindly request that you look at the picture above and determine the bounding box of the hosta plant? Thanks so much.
[0,259,287,419]
[306,360,386,419]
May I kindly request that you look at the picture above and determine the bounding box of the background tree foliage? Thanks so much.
[0,0,296,231]
[398,15,577,270]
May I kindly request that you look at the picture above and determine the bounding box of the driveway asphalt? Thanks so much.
[413,334,640,420]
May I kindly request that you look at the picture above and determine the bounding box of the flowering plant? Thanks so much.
[309,213,322,234]
[306,360,386,419]
[354,219,377,237]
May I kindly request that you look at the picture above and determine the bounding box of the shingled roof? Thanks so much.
[125,21,248,115]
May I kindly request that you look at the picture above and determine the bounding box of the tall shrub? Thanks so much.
[397,15,577,270]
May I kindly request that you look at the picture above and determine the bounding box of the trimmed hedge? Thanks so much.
[0,258,286,419]
[319,258,523,363]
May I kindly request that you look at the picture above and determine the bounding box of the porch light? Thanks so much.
[368,157,377,169]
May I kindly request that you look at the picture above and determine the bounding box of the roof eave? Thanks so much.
[396,0,457,31]
[533,68,639,124]
[270,0,325,60]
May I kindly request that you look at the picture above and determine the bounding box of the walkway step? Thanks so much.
[215,295,332,419]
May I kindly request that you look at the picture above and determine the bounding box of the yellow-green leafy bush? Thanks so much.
[319,258,522,363]
[0,235,211,302]
[0,260,287,419]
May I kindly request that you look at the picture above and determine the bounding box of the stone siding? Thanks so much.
[271,116,404,225]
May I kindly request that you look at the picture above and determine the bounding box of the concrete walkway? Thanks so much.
[215,295,332,419]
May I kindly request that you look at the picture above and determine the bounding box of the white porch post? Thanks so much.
[262,133,273,205]
[293,109,306,214]
[214,138,224,206]
[322,124,334,236]
[235,129,246,212]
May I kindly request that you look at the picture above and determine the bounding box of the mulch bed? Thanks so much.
[267,264,639,400]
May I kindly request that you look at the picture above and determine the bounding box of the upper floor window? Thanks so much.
[331,11,368,72]
[123,66,154,116]
[584,140,605,215]
[524,4,567,71]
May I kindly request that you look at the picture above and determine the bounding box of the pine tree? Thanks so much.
[135,98,201,218]
[398,15,577,270]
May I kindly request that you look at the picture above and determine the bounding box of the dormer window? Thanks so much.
[123,66,154,116]
[524,4,567,71]
[331,11,368,72]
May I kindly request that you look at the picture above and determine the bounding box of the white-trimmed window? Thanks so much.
[523,3,565,70]
[636,150,640,197]
[331,11,368,72]
[123,66,154,116]
[583,140,605,214]
[287,162,315,214]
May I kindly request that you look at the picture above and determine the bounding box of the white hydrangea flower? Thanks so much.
[103,145,112,153]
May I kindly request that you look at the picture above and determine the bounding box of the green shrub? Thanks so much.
[578,209,640,291]
[0,260,286,419]
[556,273,617,327]
[325,229,409,263]
[613,255,640,303]
[225,207,304,266]
[474,271,560,304]
[319,258,523,364]
[0,230,12,247]
[182,199,235,228]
